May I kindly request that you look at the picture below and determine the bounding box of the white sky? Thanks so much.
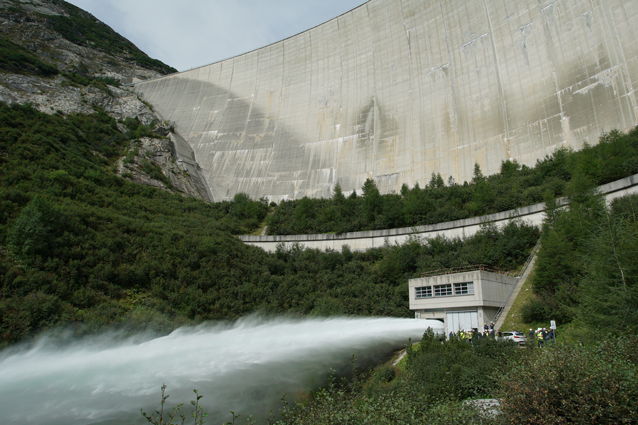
[65,0,369,72]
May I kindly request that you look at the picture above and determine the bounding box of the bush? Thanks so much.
[520,297,550,323]
[500,337,638,424]
[8,195,62,259]
[0,36,58,76]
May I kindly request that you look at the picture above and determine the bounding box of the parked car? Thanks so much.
[499,331,527,345]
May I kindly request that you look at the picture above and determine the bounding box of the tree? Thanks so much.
[332,182,345,204]
[400,183,409,197]
[500,159,521,178]
[362,178,381,224]
[578,211,638,334]
[428,173,444,189]
[472,163,485,184]
[8,195,61,259]
[293,196,316,232]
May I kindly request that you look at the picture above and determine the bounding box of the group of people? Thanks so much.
[454,322,499,342]
[451,322,557,347]
[530,328,556,347]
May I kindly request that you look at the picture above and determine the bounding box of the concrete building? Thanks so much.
[409,269,518,336]
[133,0,638,203]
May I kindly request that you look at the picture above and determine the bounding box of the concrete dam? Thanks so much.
[133,0,638,203]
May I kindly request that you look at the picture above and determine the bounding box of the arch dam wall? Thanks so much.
[133,0,638,203]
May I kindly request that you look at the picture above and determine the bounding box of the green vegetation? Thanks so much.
[261,184,638,424]
[0,102,539,346]
[282,334,638,424]
[272,331,520,425]
[154,333,638,424]
[44,2,177,74]
[500,269,536,332]
[0,35,58,76]
[61,71,121,93]
[267,129,638,235]
[500,337,638,424]
[2,1,176,75]
[524,169,638,338]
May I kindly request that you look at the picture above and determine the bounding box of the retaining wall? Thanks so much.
[239,173,638,252]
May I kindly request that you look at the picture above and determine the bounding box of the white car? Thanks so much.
[499,331,527,345]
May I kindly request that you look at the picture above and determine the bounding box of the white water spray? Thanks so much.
[0,316,442,424]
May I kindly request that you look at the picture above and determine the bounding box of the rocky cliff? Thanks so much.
[0,0,212,201]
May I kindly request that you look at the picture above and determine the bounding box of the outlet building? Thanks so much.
[409,269,518,335]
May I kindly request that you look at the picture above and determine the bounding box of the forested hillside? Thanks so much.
[267,129,638,235]
[0,102,540,346]
[523,178,638,335]
[266,191,638,425]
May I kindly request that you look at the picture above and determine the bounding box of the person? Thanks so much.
[529,328,534,344]
[489,321,494,332]
[537,328,544,348]
[497,328,502,338]
[484,322,489,334]
[546,329,554,345]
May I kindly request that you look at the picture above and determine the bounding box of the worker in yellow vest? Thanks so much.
[536,329,544,348]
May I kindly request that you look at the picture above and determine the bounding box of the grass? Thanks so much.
[249,210,275,235]
[501,268,555,335]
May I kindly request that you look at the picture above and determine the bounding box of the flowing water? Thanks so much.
[0,316,443,424]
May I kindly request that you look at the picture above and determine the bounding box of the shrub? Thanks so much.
[500,337,638,424]
[8,195,62,259]
[520,297,550,322]
[0,36,59,76]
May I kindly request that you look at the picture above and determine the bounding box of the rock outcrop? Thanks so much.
[0,0,211,201]
[116,136,213,201]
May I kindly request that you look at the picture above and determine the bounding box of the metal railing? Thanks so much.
[491,238,542,325]
[421,264,514,278]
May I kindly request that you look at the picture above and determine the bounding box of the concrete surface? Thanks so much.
[134,0,638,203]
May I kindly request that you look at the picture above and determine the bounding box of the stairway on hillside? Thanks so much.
[494,254,538,331]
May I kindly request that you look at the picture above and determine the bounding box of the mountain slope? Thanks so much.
[0,0,214,200]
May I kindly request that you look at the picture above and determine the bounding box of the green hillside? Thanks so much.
[1,0,176,75]
[1,102,636,424]
[0,102,541,346]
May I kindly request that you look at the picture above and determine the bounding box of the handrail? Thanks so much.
[420,264,515,278]
[491,238,542,325]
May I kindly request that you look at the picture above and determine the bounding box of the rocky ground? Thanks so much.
[117,136,213,200]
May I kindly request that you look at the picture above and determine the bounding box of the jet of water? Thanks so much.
[0,316,442,424]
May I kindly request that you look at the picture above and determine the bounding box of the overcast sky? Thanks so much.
[65,0,368,72]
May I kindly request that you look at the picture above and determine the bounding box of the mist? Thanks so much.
[0,316,442,424]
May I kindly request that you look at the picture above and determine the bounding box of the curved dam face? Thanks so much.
[134,0,638,202]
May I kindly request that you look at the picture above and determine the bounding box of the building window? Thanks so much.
[415,286,432,299]
[434,284,453,297]
[454,282,474,295]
